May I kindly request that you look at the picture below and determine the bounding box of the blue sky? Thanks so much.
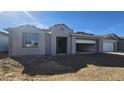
[0,11,124,36]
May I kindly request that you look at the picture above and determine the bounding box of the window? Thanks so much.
[23,33,39,48]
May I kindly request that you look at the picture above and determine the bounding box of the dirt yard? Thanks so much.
[0,52,124,81]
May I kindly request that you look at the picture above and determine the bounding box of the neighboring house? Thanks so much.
[5,24,123,56]
[0,32,8,52]
[100,34,119,52]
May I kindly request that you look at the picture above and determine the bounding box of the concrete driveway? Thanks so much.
[104,52,124,56]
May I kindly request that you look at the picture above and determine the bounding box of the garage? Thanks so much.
[76,39,96,53]
[103,42,114,52]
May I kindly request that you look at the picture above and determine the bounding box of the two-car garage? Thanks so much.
[76,39,97,53]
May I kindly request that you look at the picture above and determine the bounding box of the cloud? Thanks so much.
[108,24,122,31]
[23,11,47,28]
[0,11,3,13]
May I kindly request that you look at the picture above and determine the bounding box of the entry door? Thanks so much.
[56,37,67,54]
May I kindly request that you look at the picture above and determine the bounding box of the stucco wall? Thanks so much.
[9,25,46,56]
[71,35,76,54]
[45,32,51,55]
[8,24,121,56]
[97,39,103,53]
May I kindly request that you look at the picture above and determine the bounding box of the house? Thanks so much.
[0,32,8,52]
[5,24,122,56]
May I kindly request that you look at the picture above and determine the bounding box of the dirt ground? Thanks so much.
[0,52,124,81]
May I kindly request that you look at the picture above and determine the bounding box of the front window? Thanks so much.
[23,33,39,48]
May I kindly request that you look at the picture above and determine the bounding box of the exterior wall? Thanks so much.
[9,26,46,56]
[8,24,121,56]
[118,40,124,51]
[50,25,73,55]
[45,32,51,55]
[0,34,8,52]
[97,39,103,53]
[71,35,76,54]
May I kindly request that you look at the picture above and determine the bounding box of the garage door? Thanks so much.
[103,42,114,52]
[76,39,96,53]
[76,39,96,44]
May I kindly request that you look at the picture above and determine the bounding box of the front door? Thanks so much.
[56,37,67,54]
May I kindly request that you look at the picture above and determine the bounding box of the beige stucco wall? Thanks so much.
[9,25,46,56]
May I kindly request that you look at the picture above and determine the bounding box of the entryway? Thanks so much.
[56,37,67,54]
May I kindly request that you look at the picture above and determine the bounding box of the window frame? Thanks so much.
[22,33,39,48]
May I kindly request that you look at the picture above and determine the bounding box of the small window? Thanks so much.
[23,33,39,48]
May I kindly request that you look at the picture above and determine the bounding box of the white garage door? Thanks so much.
[76,39,96,44]
[103,42,114,52]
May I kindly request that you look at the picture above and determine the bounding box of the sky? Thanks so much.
[0,11,124,36]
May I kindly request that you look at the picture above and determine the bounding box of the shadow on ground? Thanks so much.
[10,53,124,76]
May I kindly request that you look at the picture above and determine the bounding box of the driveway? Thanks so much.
[104,52,124,56]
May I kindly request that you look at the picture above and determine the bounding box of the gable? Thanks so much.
[50,24,73,36]
[104,36,117,40]
[102,34,119,41]
[5,25,45,35]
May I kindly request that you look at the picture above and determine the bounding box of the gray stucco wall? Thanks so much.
[98,39,104,53]
[8,24,121,56]
[45,32,51,55]
[9,25,46,56]
[71,35,76,54]
[50,25,73,55]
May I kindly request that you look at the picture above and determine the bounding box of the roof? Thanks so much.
[72,33,101,40]
[49,23,73,32]
[120,36,124,39]
[74,31,94,36]
[4,24,46,32]
[100,33,120,40]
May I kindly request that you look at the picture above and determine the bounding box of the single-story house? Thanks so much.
[5,24,123,56]
[0,32,8,52]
